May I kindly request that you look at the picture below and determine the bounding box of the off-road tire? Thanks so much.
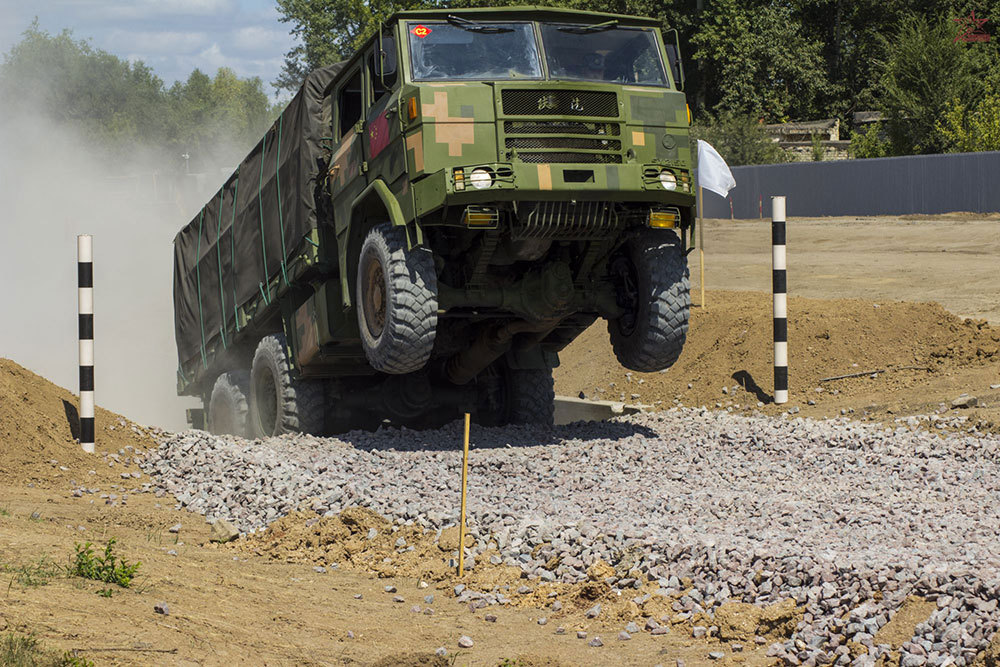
[207,371,249,437]
[508,367,556,426]
[608,229,690,372]
[249,334,325,438]
[479,362,555,427]
[356,223,438,374]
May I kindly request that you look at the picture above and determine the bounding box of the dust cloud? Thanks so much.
[0,116,228,431]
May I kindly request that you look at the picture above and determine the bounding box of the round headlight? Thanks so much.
[469,168,493,190]
[659,169,677,190]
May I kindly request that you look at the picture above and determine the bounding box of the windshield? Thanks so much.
[407,21,542,81]
[539,24,668,86]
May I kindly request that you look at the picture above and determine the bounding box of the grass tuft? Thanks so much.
[71,538,140,588]
[0,632,94,666]
[3,556,62,589]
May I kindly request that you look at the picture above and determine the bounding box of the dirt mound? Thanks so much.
[556,291,1000,420]
[0,358,154,486]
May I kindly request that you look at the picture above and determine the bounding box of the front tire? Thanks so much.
[248,334,325,438]
[356,223,438,374]
[608,229,690,372]
[207,371,249,437]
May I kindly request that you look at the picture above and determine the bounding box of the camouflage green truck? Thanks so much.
[173,6,696,436]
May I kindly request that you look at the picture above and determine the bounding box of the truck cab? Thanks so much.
[177,7,695,435]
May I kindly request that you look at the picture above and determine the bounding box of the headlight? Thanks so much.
[469,168,493,190]
[659,169,677,191]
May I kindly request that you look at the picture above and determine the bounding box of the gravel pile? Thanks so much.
[142,409,1000,666]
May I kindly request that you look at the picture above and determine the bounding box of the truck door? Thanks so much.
[363,29,407,190]
[329,65,370,304]
[330,65,367,240]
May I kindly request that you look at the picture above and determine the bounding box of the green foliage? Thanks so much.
[849,123,889,159]
[96,587,114,598]
[879,16,977,155]
[274,0,431,91]
[689,0,829,122]
[810,134,825,162]
[0,21,280,169]
[692,111,785,167]
[938,86,1000,153]
[0,633,93,667]
[71,539,140,588]
[3,557,62,588]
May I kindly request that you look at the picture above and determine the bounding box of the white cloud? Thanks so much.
[106,29,209,54]
[231,26,288,52]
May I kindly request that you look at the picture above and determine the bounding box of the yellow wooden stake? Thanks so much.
[458,412,470,577]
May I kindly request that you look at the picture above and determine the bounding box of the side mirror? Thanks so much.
[665,28,685,90]
[377,30,397,85]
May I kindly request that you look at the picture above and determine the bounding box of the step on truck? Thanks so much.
[173,6,696,436]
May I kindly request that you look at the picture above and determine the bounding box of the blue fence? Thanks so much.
[701,150,1000,219]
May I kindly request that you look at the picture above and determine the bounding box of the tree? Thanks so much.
[274,0,431,92]
[878,16,977,154]
[691,111,786,166]
[938,86,1000,153]
[689,0,830,122]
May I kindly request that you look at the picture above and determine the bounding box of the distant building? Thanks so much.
[764,118,851,161]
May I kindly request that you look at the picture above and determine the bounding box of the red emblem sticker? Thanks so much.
[411,24,432,38]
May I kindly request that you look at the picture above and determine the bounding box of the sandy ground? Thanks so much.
[696,214,1000,323]
[4,214,1000,665]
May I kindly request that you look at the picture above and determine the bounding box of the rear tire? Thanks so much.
[478,360,555,427]
[608,229,690,372]
[356,223,438,374]
[207,371,249,437]
[249,334,325,438]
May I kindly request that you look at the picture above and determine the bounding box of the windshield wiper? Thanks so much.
[446,15,514,33]
[557,20,619,34]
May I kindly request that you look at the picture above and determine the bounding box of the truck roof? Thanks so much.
[389,6,661,28]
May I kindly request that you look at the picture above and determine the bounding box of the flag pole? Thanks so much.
[698,185,705,310]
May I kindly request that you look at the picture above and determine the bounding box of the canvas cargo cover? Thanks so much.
[173,63,344,372]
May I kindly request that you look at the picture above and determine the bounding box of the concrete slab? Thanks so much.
[553,395,648,425]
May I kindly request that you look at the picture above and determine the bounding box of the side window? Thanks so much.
[337,68,363,138]
[368,30,398,103]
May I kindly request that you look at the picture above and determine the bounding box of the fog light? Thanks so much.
[649,210,678,229]
[463,206,499,228]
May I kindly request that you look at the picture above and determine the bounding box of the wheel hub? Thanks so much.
[363,255,387,338]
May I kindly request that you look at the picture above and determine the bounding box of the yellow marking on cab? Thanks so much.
[405,131,424,172]
[537,164,552,190]
[632,131,646,147]
[423,91,475,156]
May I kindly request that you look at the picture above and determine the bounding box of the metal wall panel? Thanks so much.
[700,151,1000,219]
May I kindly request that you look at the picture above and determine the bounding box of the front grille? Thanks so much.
[517,152,622,164]
[504,121,620,136]
[506,137,622,151]
[501,89,619,117]
[513,201,619,240]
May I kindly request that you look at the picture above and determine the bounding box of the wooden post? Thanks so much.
[458,413,470,576]
[698,186,705,310]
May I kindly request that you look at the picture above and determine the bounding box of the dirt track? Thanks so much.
[3,215,1000,665]
[697,214,1000,322]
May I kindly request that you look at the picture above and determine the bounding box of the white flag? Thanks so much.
[697,139,736,197]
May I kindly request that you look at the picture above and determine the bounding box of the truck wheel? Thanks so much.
[479,362,555,426]
[249,334,325,437]
[356,223,438,374]
[607,230,690,372]
[207,371,249,437]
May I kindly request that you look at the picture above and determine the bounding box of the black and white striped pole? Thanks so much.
[771,197,788,405]
[78,235,95,453]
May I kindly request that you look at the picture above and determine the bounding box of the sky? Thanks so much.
[0,0,298,96]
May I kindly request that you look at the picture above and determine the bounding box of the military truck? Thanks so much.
[173,6,696,436]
